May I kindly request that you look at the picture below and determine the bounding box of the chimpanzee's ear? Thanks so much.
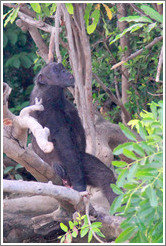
[37,74,47,85]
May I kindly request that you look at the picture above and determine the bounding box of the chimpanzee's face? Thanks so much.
[36,62,75,88]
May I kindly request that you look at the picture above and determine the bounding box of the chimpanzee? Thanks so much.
[30,62,117,205]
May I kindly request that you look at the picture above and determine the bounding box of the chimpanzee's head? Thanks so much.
[36,62,75,88]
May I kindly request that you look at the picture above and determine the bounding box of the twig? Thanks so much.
[130,3,149,17]
[83,196,105,243]
[156,46,163,82]
[114,75,121,101]
[111,36,163,70]
[130,3,158,23]
[147,92,163,96]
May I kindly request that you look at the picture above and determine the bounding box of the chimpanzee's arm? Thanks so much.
[52,127,86,192]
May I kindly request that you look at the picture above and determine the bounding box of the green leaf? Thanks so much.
[3,33,8,48]
[4,11,14,27]
[110,194,123,215]
[141,142,154,155]
[150,101,158,120]
[123,183,138,189]
[117,169,128,187]
[87,9,100,34]
[138,122,147,140]
[20,56,32,68]
[142,117,153,124]
[95,230,105,238]
[15,174,23,180]
[4,166,14,174]
[146,186,158,207]
[68,221,74,229]
[50,4,57,15]
[151,122,161,128]
[60,223,68,232]
[136,169,156,178]
[145,22,157,32]
[19,34,27,46]
[110,23,145,45]
[65,3,74,14]
[112,161,128,167]
[15,164,23,170]
[6,31,18,45]
[119,123,137,141]
[3,9,13,20]
[80,227,89,238]
[119,15,152,23]
[10,8,19,24]
[91,222,102,228]
[60,235,65,243]
[127,163,138,182]
[41,5,50,17]
[12,58,20,69]
[141,5,163,23]
[138,206,155,218]
[115,226,138,243]
[30,3,41,13]
[84,3,92,26]
[123,149,138,160]
[88,230,93,243]
[111,184,124,195]
[133,143,145,157]
[113,142,133,155]
[72,230,78,238]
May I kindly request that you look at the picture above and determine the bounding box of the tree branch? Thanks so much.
[54,4,62,63]
[3,179,82,207]
[156,45,163,82]
[111,36,163,70]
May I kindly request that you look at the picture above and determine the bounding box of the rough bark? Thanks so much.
[3,181,124,243]
[117,3,131,123]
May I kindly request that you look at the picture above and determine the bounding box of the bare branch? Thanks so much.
[12,97,54,153]
[129,3,149,16]
[3,179,81,207]
[3,3,36,18]
[111,36,163,70]
[48,28,56,62]
[156,45,163,82]
[54,4,62,63]
[147,92,163,97]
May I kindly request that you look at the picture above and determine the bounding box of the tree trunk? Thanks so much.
[117,3,131,123]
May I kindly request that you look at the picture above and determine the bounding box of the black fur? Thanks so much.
[30,62,117,203]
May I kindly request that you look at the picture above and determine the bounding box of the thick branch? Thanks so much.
[3,179,81,207]
[48,28,56,62]
[111,36,163,70]
[54,4,62,63]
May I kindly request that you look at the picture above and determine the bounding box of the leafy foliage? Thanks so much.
[4,164,24,180]
[111,101,163,243]
[58,213,105,243]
